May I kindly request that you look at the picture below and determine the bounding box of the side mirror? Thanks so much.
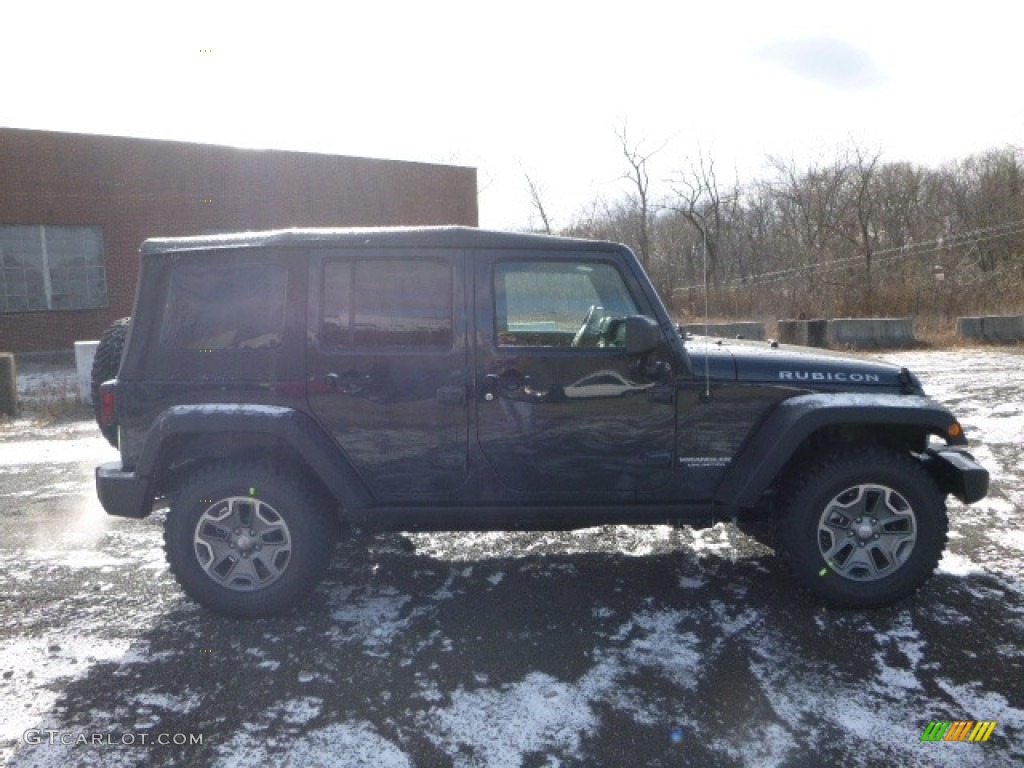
[624,316,661,355]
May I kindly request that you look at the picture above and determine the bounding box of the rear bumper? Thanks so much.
[95,461,151,519]
[925,448,989,504]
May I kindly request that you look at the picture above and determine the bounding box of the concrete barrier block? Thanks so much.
[0,352,16,417]
[778,319,829,348]
[808,320,829,348]
[957,315,1024,342]
[74,341,99,404]
[957,317,983,338]
[827,318,916,348]
[696,318,916,349]
[777,320,804,346]
[681,322,767,340]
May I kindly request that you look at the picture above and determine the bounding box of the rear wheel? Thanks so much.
[91,317,130,446]
[777,447,947,608]
[165,462,336,618]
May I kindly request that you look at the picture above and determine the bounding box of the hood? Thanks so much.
[685,336,924,394]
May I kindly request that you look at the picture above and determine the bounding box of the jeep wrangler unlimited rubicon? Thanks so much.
[94,227,989,618]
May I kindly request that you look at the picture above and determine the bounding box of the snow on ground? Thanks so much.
[881,348,1024,590]
[1,347,1022,767]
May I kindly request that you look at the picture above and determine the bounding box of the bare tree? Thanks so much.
[570,139,1024,322]
[838,145,883,313]
[523,171,553,235]
[616,125,665,272]
[670,149,727,285]
[767,153,849,260]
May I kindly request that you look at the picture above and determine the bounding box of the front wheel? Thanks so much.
[777,447,948,608]
[164,462,336,618]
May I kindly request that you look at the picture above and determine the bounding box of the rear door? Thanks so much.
[306,248,469,498]
[474,249,676,498]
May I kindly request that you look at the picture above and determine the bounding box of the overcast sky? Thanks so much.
[3,1,1021,230]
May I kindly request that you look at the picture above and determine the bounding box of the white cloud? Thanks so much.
[758,37,886,90]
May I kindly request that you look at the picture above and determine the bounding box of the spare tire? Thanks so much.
[91,317,130,447]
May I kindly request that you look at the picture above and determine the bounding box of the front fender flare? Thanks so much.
[713,394,966,508]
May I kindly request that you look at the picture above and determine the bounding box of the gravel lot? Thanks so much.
[1,348,1022,767]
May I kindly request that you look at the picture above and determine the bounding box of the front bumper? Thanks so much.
[95,461,151,519]
[925,448,989,504]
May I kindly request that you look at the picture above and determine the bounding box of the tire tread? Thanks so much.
[164,460,335,618]
[776,446,948,608]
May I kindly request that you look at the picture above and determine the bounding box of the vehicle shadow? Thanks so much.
[10,528,1024,768]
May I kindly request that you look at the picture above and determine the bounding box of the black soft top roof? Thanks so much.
[140,226,623,256]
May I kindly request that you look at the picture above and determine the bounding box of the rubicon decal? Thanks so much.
[920,720,997,742]
[778,370,882,383]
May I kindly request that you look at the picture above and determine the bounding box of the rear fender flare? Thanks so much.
[135,404,373,514]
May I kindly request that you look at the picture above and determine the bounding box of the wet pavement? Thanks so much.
[1,349,1022,767]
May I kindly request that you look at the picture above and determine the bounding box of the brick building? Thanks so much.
[0,128,478,352]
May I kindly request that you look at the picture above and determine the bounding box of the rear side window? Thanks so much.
[161,262,288,349]
[321,259,453,348]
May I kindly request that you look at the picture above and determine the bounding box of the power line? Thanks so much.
[675,217,1024,292]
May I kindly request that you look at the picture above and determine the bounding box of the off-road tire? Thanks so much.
[91,317,130,446]
[777,447,947,608]
[165,461,336,618]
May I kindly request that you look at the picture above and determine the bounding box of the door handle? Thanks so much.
[483,371,531,400]
[325,371,370,394]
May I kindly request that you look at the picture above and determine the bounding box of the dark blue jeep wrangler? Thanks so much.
[94,227,988,617]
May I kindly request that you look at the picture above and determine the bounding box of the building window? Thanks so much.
[0,225,108,312]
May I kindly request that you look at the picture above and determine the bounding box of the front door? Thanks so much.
[475,251,676,498]
[307,248,469,498]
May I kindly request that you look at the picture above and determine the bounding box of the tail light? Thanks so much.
[98,381,117,429]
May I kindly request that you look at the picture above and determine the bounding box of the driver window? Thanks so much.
[494,260,638,348]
